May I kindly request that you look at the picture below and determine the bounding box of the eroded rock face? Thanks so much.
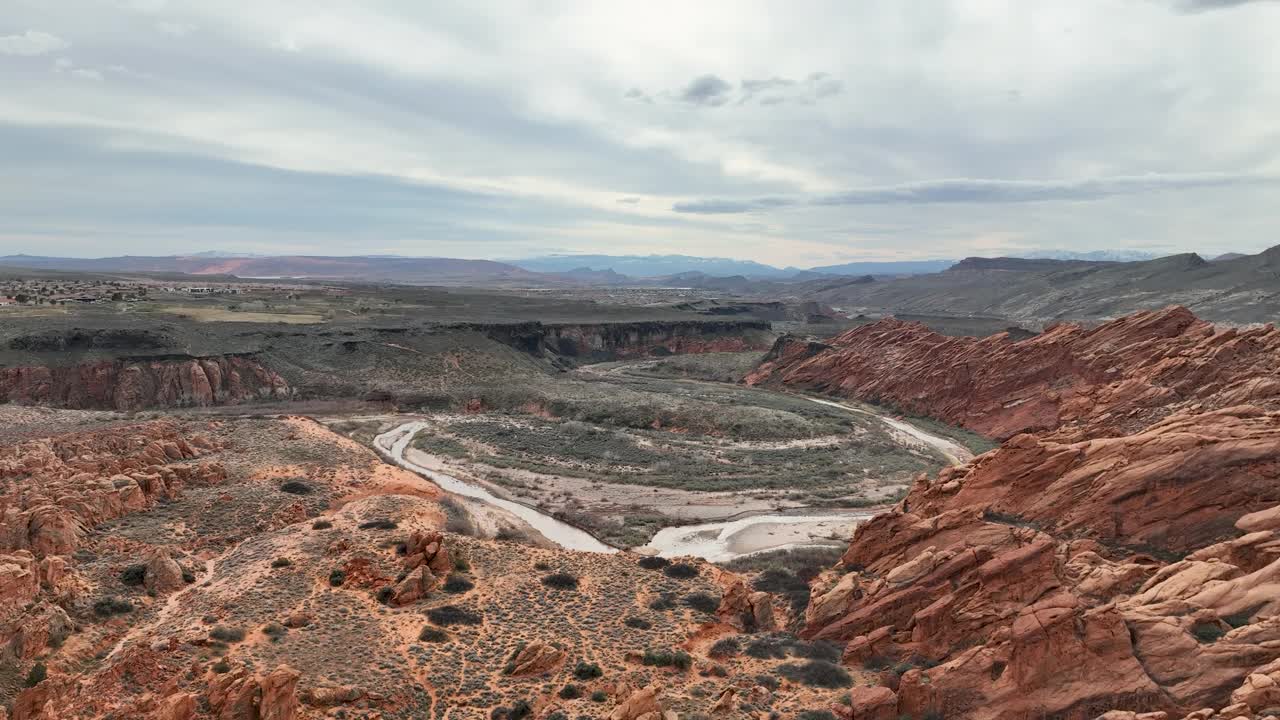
[784,307,1280,720]
[0,421,224,557]
[390,530,449,605]
[507,641,566,676]
[0,355,291,411]
[747,306,1280,440]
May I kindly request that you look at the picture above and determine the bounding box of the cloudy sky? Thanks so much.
[2,0,1278,265]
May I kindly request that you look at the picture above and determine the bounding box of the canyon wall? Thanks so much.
[0,355,291,411]
[747,305,1280,439]
[484,319,774,362]
[784,307,1280,720]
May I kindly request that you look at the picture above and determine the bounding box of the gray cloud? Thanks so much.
[636,72,843,108]
[1174,0,1278,11]
[0,30,69,56]
[679,74,733,106]
[674,173,1280,213]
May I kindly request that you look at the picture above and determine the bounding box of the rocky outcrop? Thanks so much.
[717,577,777,632]
[484,320,773,363]
[747,306,1280,440]
[207,664,299,720]
[0,355,290,411]
[143,549,186,596]
[789,308,1280,720]
[506,642,566,676]
[389,530,450,605]
[0,421,224,556]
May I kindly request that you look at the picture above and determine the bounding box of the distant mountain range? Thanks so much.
[802,245,1280,325]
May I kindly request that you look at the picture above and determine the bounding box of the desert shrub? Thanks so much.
[262,623,288,641]
[776,660,852,688]
[119,563,147,587]
[182,568,196,583]
[376,586,395,604]
[209,625,245,643]
[755,673,780,691]
[534,561,551,571]
[93,596,134,617]
[419,626,449,642]
[642,648,692,670]
[573,661,603,680]
[328,569,346,587]
[439,496,476,536]
[683,592,720,614]
[428,605,482,626]
[358,518,398,530]
[271,557,292,568]
[663,563,698,579]
[638,556,670,570]
[558,683,582,700]
[211,659,231,674]
[591,690,608,702]
[279,480,312,495]
[796,712,837,720]
[624,616,652,629]
[648,593,677,611]
[443,575,474,594]
[709,637,740,658]
[24,662,46,688]
[542,572,579,590]
[1192,622,1226,643]
[311,520,333,530]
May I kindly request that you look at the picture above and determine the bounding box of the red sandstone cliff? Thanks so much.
[773,308,1280,720]
[0,355,291,411]
[746,306,1280,439]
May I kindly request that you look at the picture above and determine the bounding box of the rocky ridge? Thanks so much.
[752,307,1280,719]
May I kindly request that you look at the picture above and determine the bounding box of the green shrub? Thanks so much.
[443,575,474,594]
[211,659,231,674]
[24,662,47,688]
[709,637,740,658]
[663,563,698,579]
[642,648,692,670]
[1192,622,1226,643]
[558,684,582,700]
[591,690,608,702]
[93,596,134,617]
[358,518,398,530]
[573,661,603,680]
[262,623,288,641]
[776,660,852,688]
[638,556,670,570]
[311,520,333,530]
[209,625,245,643]
[624,616,652,629]
[280,480,312,495]
[419,626,449,642]
[428,605,482,626]
[542,572,579,590]
[271,557,292,568]
[683,592,720,614]
[119,563,147,587]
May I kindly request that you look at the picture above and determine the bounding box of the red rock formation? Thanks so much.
[785,308,1280,720]
[0,421,225,556]
[747,306,1280,439]
[0,355,290,411]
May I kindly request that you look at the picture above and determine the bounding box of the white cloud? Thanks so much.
[157,21,196,37]
[0,30,69,57]
[0,1,1278,263]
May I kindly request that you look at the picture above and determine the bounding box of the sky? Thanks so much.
[1,0,1278,266]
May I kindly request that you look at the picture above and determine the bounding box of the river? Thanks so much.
[371,391,973,560]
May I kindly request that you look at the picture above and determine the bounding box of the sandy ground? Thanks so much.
[641,510,875,562]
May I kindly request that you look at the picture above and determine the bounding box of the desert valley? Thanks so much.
[1,250,1279,720]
